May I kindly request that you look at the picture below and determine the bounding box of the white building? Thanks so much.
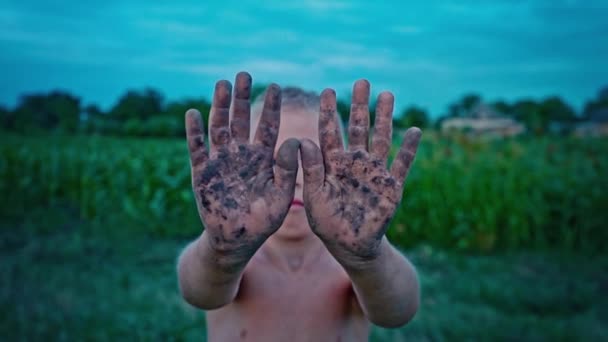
[441,103,526,138]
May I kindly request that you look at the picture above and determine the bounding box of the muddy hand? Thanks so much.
[300,80,421,262]
[186,72,299,257]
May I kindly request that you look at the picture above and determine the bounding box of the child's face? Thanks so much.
[273,107,319,239]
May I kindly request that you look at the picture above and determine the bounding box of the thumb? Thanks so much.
[274,138,300,195]
[300,138,325,197]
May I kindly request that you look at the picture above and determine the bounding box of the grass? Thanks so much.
[1,208,205,340]
[2,133,607,253]
[1,132,606,340]
[2,206,606,341]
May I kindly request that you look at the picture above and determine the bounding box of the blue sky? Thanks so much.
[1,0,607,116]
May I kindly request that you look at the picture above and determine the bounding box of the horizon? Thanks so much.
[1,1,607,117]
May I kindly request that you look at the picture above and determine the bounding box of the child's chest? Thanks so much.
[206,264,368,341]
[239,265,353,316]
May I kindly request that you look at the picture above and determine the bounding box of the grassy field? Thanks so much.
[2,206,607,341]
[1,133,607,340]
[1,133,607,252]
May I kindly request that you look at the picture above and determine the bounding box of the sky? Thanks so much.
[1,0,607,117]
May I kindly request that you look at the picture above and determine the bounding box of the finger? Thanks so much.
[230,71,252,144]
[318,89,344,160]
[390,127,422,189]
[370,91,394,163]
[185,108,208,169]
[274,138,300,195]
[253,84,281,150]
[348,79,371,151]
[209,80,232,156]
[300,138,325,196]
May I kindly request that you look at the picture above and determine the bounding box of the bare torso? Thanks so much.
[206,243,369,341]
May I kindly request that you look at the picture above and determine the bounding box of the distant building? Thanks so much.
[574,108,608,137]
[441,103,526,138]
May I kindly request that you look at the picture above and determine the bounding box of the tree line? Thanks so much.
[1,85,606,137]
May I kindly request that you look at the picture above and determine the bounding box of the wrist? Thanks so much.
[326,236,390,274]
[197,230,258,275]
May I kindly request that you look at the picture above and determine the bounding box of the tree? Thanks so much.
[164,98,211,123]
[0,105,13,131]
[13,91,80,133]
[81,104,106,134]
[434,115,447,130]
[336,99,350,124]
[82,104,104,122]
[447,103,460,118]
[538,96,576,122]
[490,100,511,116]
[510,96,576,135]
[49,91,81,132]
[583,85,608,118]
[461,93,482,113]
[110,88,164,121]
[369,98,377,128]
[445,93,482,118]
[599,86,608,100]
[395,106,430,129]
[162,98,212,137]
[512,99,542,134]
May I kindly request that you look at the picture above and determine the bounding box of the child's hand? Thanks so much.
[300,80,421,264]
[186,72,299,260]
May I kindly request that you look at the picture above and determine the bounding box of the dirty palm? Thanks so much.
[180,71,422,337]
[185,73,420,258]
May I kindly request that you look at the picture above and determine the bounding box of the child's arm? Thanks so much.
[338,237,420,327]
[299,81,422,327]
[178,231,247,309]
[177,73,299,310]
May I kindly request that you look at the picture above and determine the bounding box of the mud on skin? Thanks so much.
[185,75,299,265]
[301,82,422,262]
[312,151,401,258]
[195,144,275,250]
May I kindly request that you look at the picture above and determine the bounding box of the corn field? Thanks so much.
[1,133,606,252]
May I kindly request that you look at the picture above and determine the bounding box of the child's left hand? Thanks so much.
[299,80,422,265]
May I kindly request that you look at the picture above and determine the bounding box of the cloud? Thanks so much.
[168,59,315,77]
[305,38,368,54]
[468,61,577,74]
[135,20,210,37]
[393,60,453,74]
[267,0,355,12]
[321,55,393,70]
[139,3,210,17]
[1,0,607,116]
[391,25,423,35]
[0,8,19,24]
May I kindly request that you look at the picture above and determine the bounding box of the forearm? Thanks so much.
[177,230,253,310]
[339,238,420,327]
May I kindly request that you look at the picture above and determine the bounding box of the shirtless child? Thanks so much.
[177,71,422,341]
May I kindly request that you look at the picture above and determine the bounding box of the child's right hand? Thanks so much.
[185,72,299,264]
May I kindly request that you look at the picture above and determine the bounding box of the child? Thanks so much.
[177,71,422,341]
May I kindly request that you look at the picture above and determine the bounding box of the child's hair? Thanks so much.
[251,86,320,119]
[250,86,345,139]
